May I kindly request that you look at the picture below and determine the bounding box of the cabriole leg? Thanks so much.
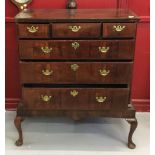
[14,116,24,146]
[126,118,138,149]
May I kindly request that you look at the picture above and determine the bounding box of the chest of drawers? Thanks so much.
[14,9,139,149]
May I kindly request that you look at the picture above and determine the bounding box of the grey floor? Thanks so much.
[5,111,149,155]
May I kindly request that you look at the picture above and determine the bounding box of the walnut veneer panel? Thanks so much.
[19,40,135,60]
[22,88,129,111]
[52,23,101,38]
[20,62,132,84]
[18,24,49,38]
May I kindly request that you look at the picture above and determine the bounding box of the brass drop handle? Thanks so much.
[70,90,79,97]
[113,25,126,32]
[27,26,39,33]
[42,69,53,76]
[99,47,110,53]
[41,46,53,54]
[69,26,81,32]
[71,64,79,71]
[41,95,52,102]
[96,96,107,103]
[72,42,80,50]
[99,69,110,76]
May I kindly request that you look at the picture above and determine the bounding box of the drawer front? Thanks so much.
[19,40,135,60]
[52,23,101,38]
[103,23,137,38]
[18,24,49,38]
[22,88,129,110]
[20,62,132,84]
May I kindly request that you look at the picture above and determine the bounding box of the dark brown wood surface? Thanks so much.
[22,88,129,110]
[18,24,49,38]
[52,23,101,38]
[17,104,136,118]
[19,40,135,60]
[14,8,139,148]
[15,9,139,23]
[103,23,137,38]
[20,62,132,84]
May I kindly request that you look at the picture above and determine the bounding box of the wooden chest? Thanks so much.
[14,9,139,149]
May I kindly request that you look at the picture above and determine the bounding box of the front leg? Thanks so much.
[14,116,24,146]
[126,118,138,149]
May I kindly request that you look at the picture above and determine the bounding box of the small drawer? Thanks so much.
[103,23,137,38]
[52,23,101,38]
[17,24,49,38]
[20,62,132,84]
[22,88,129,110]
[19,40,135,60]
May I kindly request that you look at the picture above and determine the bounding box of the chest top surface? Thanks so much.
[15,9,139,22]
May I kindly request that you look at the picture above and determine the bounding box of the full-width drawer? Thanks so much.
[17,24,49,38]
[20,62,132,84]
[19,40,135,60]
[22,87,129,110]
[103,23,137,38]
[52,23,101,38]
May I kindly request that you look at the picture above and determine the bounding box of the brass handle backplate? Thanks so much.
[42,69,53,76]
[71,64,79,71]
[41,46,52,54]
[99,47,110,53]
[70,90,79,97]
[27,26,39,33]
[69,26,81,32]
[72,42,80,50]
[99,69,110,76]
[41,95,52,102]
[113,25,126,32]
[96,96,107,103]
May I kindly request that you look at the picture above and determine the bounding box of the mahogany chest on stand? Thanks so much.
[14,8,139,149]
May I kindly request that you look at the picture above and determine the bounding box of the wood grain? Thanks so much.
[13,8,140,147]
[22,87,129,111]
[103,23,137,38]
[14,9,139,22]
[18,24,49,38]
[52,23,101,38]
[20,62,132,84]
[19,40,135,60]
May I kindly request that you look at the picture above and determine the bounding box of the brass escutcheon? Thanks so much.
[69,25,81,32]
[70,90,79,97]
[96,96,107,103]
[27,26,39,33]
[42,69,53,76]
[41,46,52,54]
[99,46,110,53]
[72,42,80,50]
[41,95,52,102]
[99,69,110,76]
[113,25,126,32]
[71,64,79,71]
